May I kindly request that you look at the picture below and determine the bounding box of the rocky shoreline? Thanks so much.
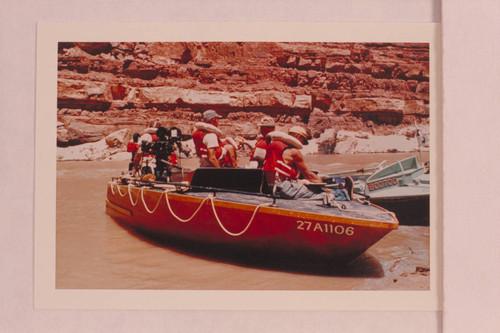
[56,125,429,161]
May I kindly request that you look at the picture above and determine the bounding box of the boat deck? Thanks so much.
[179,190,398,224]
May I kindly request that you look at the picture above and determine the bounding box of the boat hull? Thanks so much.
[106,182,398,264]
[368,194,429,226]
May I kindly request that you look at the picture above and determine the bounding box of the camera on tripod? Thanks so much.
[141,126,182,158]
[140,126,183,180]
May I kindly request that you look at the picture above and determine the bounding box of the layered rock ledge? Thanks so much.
[57,42,430,153]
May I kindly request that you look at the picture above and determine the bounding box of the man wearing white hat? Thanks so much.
[192,110,237,168]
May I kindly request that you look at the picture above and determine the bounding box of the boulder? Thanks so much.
[123,60,159,80]
[110,84,128,100]
[57,126,71,146]
[333,131,358,154]
[286,56,298,67]
[66,121,116,144]
[254,91,294,108]
[371,62,396,79]
[297,57,313,70]
[182,90,232,105]
[105,128,131,148]
[76,42,112,55]
[308,108,337,138]
[312,93,332,111]
[317,129,337,154]
[146,42,190,61]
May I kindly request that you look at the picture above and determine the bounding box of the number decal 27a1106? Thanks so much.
[296,220,354,236]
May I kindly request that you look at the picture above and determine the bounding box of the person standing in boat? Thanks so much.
[127,132,141,172]
[239,116,276,168]
[130,121,160,176]
[192,110,238,168]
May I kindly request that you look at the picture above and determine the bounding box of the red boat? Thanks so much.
[106,168,398,265]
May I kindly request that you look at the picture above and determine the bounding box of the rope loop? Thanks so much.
[127,184,140,206]
[164,191,211,223]
[209,196,270,237]
[109,181,116,195]
[114,181,128,197]
[140,188,164,214]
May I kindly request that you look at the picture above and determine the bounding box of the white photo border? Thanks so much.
[35,22,442,311]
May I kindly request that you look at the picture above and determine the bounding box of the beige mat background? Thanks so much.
[1,0,499,332]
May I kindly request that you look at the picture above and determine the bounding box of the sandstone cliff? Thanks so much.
[56,42,430,156]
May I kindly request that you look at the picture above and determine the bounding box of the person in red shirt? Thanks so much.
[127,132,141,171]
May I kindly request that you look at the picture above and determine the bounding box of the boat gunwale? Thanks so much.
[108,182,399,230]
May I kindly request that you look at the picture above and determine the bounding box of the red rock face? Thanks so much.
[57,42,429,146]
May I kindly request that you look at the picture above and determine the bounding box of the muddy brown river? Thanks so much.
[56,153,430,290]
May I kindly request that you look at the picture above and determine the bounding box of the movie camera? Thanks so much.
[140,126,182,159]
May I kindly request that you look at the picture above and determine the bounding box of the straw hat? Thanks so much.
[288,126,308,144]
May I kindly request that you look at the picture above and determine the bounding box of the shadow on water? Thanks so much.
[121,224,385,278]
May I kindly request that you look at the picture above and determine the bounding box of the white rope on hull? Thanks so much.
[112,182,267,236]
[109,182,396,238]
[209,198,271,237]
[140,188,164,214]
[164,192,211,223]
[127,184,140,206]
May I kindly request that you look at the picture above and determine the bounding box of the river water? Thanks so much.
[56,152,430,290]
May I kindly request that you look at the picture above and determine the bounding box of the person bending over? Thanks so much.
[263,126,322,184]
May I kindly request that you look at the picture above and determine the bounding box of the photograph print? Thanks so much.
[55,40,432,292]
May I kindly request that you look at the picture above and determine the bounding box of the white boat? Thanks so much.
[327,156,430,225]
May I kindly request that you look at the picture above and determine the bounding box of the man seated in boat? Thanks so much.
[263,126,352,200]
[261,126,324,198]
[192,110,238,168]
[239,116,276,168]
